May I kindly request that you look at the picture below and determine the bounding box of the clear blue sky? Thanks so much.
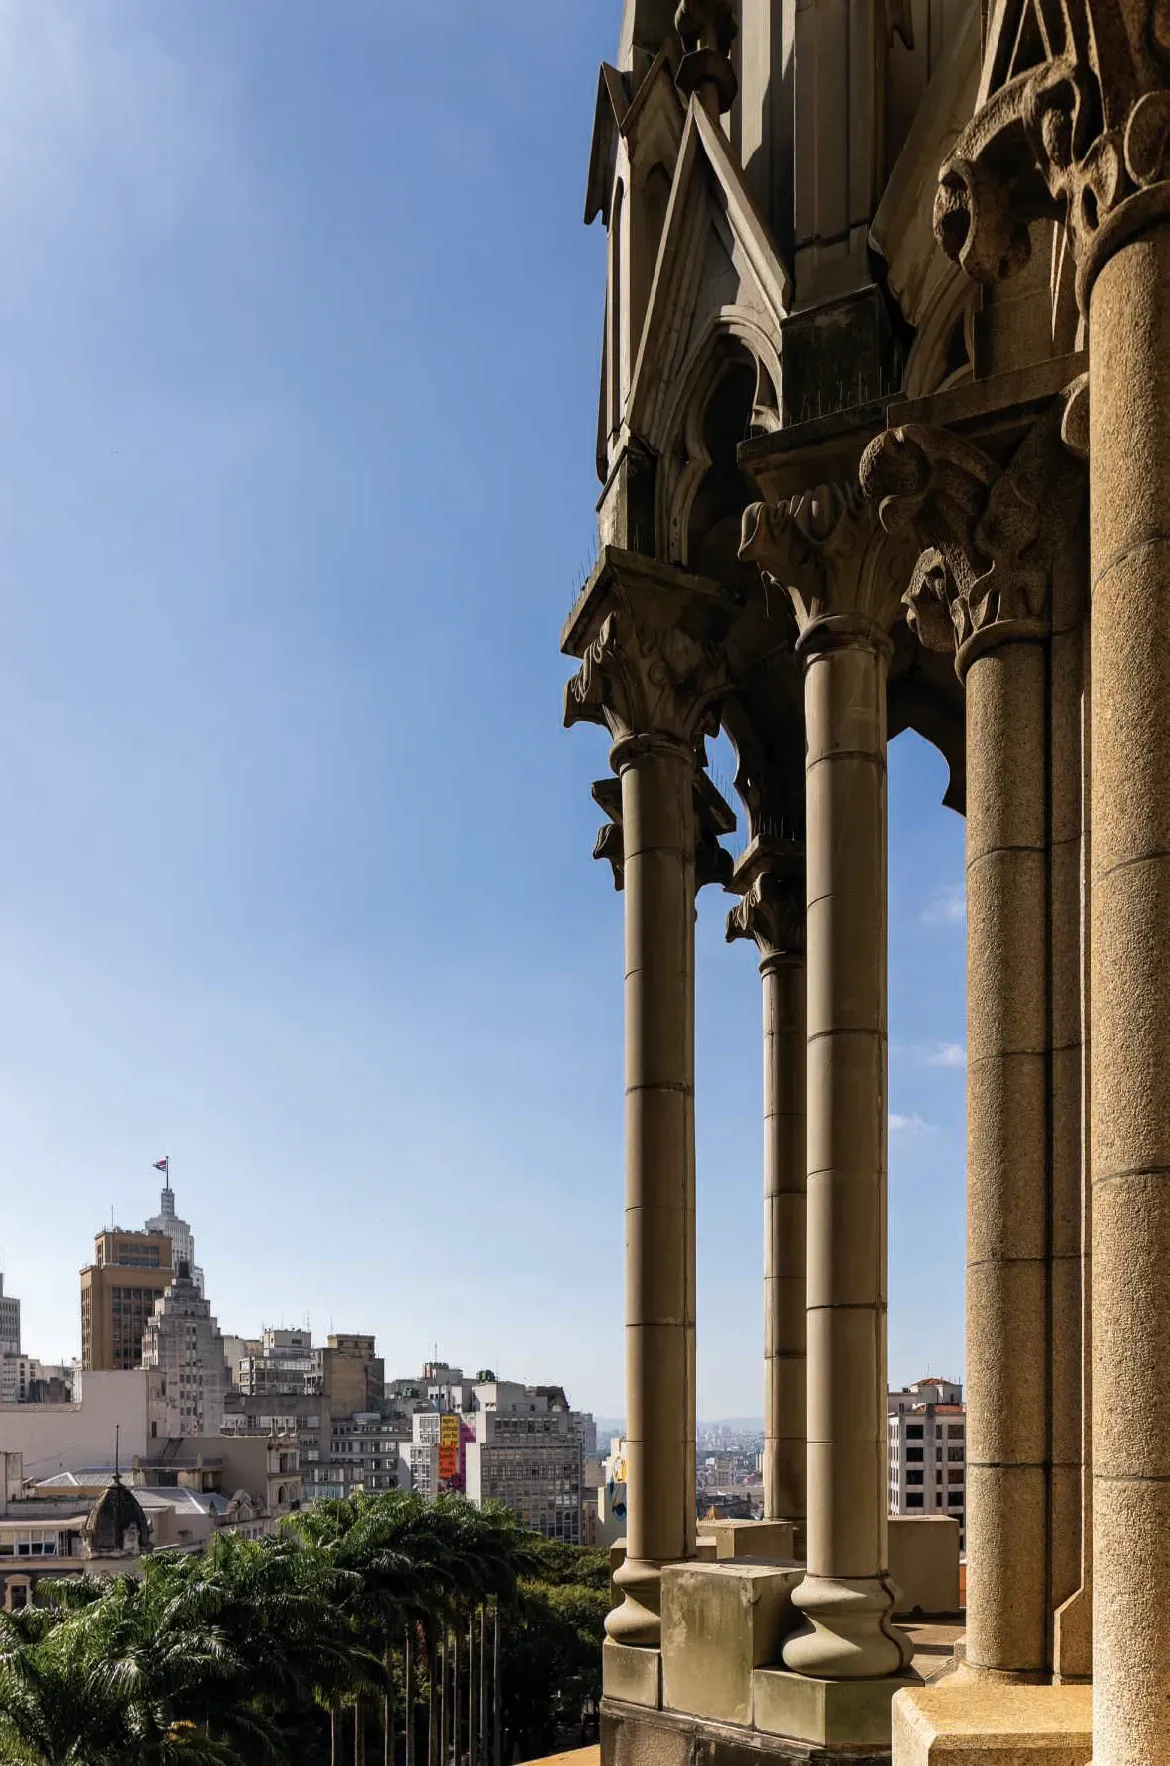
[0,2,966,1418]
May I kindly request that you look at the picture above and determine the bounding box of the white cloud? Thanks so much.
[921,1041,966,1069]
[920,885,966,927]
[890,1112,931,1133]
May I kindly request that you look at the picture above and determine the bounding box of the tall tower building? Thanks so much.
[0,1270,21,1358]
[144,1175,203,1296]
[140,1260,229,1439]
[80,1230,173,1371]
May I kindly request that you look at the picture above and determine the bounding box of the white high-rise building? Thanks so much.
[888,1376,966,1548]
[140,1262,229,1439]
[0,1272,20,1358]
[144,1181,203,1297]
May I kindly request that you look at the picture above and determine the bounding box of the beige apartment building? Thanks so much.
[80,1231,173,1372]
[563,1,1170,1761]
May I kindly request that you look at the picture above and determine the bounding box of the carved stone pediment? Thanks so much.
[934,0,1170,309]
[626,100,790,462]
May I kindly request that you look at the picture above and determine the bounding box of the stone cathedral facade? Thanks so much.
[561,1,1170,1762]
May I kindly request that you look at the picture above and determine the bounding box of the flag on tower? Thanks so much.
[153,1157,169,1177]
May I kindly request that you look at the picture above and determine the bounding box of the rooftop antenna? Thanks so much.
[114,1424,121,1484]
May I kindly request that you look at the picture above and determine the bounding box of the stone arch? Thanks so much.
[654,312,781,573]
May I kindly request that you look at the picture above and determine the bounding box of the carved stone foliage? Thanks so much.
[591,772,733,893]
[859,394,1085,664]
[739,480,914,645]
[726,841,805,964]
[934,0,1170,308]
[564,597,729,747]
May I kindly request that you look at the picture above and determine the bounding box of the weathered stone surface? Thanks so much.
[753,1666,922,1746]
[603,1640,663,1710]
[893,1682,1091,1766]
[661,1562,802,1725]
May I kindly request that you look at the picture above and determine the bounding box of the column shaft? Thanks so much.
[762,952,807,1526]
[608,733,697,1645]
[783,632,906,1680]
[963,638,1051,1679]
[1089,220,1170,1766]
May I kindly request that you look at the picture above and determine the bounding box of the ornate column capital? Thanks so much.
[739,478,916,656]
[934,0,1170,310]
[726,836,805,968]
[562,546,736,751]
[859,392,1085,674]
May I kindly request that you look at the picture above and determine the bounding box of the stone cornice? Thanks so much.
[726,836,805,965]
[934,0,1170,311]
[563,546,739,747]
[859,389,1085,674]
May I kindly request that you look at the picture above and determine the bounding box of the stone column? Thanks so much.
[727,839,807,1528]
[861,409,1085,1681]
[742,481,911,1681]
[564,560,732,1648]
[930,22,1170,1752]
[1088,221,1170,1764]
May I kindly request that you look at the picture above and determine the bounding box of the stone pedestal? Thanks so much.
[892,1683,1091,1766]
[754,1667,923,1748]
[661,1561,803,1725]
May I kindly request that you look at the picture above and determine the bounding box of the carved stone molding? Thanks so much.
[674,0,738,113]
[934,0,1170,309]
[739,479,915,651]
[859,393,1085,671]
[726,836,805,966]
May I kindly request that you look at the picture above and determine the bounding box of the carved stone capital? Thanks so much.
[739,480,915,653]
[726,837,805,966]
[859,393,1085,673]
[934,0,1170,310]
[563,547,736,747]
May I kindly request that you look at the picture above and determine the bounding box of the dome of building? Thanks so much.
[84,1477,151,1557]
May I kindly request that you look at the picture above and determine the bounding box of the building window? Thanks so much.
[947,1492,964,1507]
[906,1447,923,1463]
[906,1470,924,1486]
[905,1494,924,1509]
[905,1424,924,1440]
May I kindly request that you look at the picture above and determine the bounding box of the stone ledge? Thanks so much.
[892,1683,1092,1765]
[602,1696,894,1766]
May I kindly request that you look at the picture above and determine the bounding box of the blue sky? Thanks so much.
[0,2,966,1417]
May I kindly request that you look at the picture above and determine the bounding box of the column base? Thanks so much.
[892,1683,1091,1765]
[703,1519,800,1562]
[608,1556,663,1647]
[783,1575,912,1678]
[755,1668,923,1748]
